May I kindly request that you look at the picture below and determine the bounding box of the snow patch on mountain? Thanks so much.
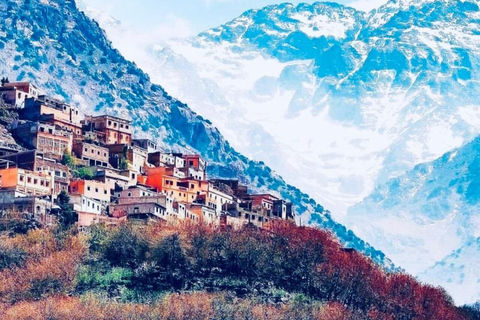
[419,238,480,306]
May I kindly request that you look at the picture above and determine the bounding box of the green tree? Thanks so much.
[61,151,76,169]
[74,167,95,180]
[56,190,77,229]
[101,225,148,268]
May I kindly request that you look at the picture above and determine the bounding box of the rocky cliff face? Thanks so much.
[0,0,393,269]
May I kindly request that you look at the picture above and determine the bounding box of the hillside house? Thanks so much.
[0,165,54,196]
[70,194,103,215]
[14,122,72,160]
[0,82,40,108]
[69,179,111,204]
[84,115,132,145]
[132,139,158,153]
[73,142,109,167]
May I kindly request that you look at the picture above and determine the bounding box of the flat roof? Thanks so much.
[91,114,132,123]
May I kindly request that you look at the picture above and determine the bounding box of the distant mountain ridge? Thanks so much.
[348,136,480,304]
[0,0,394,269]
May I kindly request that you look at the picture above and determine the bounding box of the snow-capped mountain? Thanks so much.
[82,0,480,303]
[419,238,480,306]
[0,0,393,269]
[103,0,480,221]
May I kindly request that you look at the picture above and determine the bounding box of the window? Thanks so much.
[34,179,38,185]
[128,192,132,197]
[84,148,88,152]
[104,190,107,195]
[19,175,24,182]
[87,186,91,191]
[95,188,99,193]
[108,120,112,126]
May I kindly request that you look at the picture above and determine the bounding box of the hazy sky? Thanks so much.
[80,0,388,38]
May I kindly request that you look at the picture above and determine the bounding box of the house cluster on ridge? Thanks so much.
[0,81,295,229]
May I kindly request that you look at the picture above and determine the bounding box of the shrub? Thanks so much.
[0,244,27,270]
[101,225,148,269]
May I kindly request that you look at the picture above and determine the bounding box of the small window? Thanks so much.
[95,188,99,193]
[87,186,91,191]
[34,179,38,185]
[19,175,24,182]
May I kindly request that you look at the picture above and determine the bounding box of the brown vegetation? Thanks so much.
[0,221,476,320]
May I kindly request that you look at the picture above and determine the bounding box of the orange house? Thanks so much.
[0,167,54,196]
[162,176,208,203]
[144,167,169,192]
[69,179,111,203]
[183,154,206,172]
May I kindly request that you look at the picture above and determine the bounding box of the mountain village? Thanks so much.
[0,80,295,230]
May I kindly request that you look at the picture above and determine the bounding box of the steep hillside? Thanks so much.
[0,222,471,319]
[0,0,392,268]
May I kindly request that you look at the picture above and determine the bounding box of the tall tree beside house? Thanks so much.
[56,190,77,229]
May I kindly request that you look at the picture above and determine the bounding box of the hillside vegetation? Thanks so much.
[0,219,477,320]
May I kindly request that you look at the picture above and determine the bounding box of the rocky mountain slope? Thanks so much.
[0,0,392,268]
